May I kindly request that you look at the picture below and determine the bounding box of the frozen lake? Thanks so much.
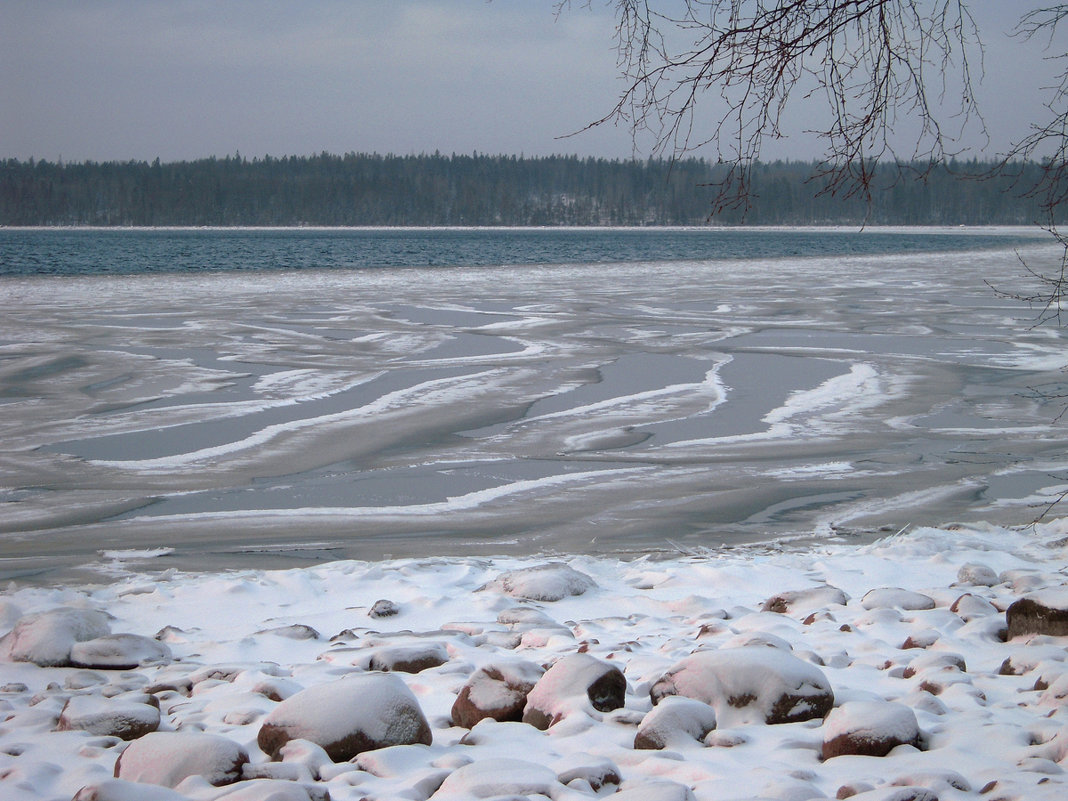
[1,227,1066,582]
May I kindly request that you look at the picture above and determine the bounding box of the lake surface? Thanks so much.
[1,226,1065,583]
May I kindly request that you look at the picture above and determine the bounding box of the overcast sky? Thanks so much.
[1,1,1062,164]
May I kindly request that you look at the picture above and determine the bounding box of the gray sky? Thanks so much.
[1,1,1062,164]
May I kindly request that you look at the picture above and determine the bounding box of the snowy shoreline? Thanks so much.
[2,519,1068,800]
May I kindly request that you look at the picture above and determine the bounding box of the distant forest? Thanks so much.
[0,152,1050,227]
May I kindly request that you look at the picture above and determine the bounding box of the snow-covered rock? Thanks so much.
[822,701,922,759]
[255,624,321,640]
[367,643,449,673]
[956,562,1000,586]
[613,780,698,800]
[71,778,190,801]
[431,758,562,799]
[650,646,834,726]
[1007,589,1068,638]
[762,586,849,614]
[861,588,936,611]
[257,672,432,761]
[57,695,160,740]
[70,633,171,669]
[522,653,626,729]
[369,599,400,618]
[451,659,544,728]
[113,731,248,788]
[212,779,327,800]
[0,607,111,667]
[482,562,597,601]
[949,592,998,621]
[634,695,718,749]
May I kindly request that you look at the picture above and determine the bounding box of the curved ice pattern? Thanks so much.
[1,231,1067,579]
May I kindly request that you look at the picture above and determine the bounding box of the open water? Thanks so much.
[1,226,1065,582]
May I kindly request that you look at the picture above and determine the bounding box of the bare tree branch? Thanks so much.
[565,1,985,213]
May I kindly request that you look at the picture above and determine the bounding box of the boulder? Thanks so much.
[451,660,544,728]
[650,646,833,726]
[634,695,718,749]
[1007,589,1068,638]
[612,781,698,801]
[554,754,621,791]
[256,624,320,640]
[114,731,248,788]
[211,779,326,800]
[861,588,936,611]
[432,758,562,799]
[70,634,172,669]
[72,778,190,801]
[956,562,999,586]
[257,673,432,761]
[522,653,626,729]
[762,586,849,614]
[482,563,597,601]
[822,701,922,759]
[368,643,449,673]
[369,599,400,618]
[57,695,161,740]
[949,593,997,621]
[0,607,111,667]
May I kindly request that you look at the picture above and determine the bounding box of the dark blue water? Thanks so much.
[0,227,1035,277]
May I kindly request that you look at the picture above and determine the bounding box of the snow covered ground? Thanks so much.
[2,519,1068,800]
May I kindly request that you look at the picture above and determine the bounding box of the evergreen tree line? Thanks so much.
[0,152,1049,227]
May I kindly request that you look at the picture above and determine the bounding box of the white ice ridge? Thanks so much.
[119,465,654,524]
[522,365,728,424]
[90,367,519,471]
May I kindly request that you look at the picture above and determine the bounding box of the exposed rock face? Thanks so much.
[634,695,718,750]
[822,701,922,759]
[114,731,249,788]
[0,608,111,667]
[483,563,597,602]
[522,653,626,730]
[257,673,432,761]
[57,696,161,740]
[70,633,172,669]
[451,660,544,728]
[1006,589,1068,638]
[650,646,833,726]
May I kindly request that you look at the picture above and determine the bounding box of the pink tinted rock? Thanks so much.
[822,701,922,759]
[257,673,431,761]
[522,653,626,730]
[650,646,833,726]
[114,731,248,788]
[451,660,544,728]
